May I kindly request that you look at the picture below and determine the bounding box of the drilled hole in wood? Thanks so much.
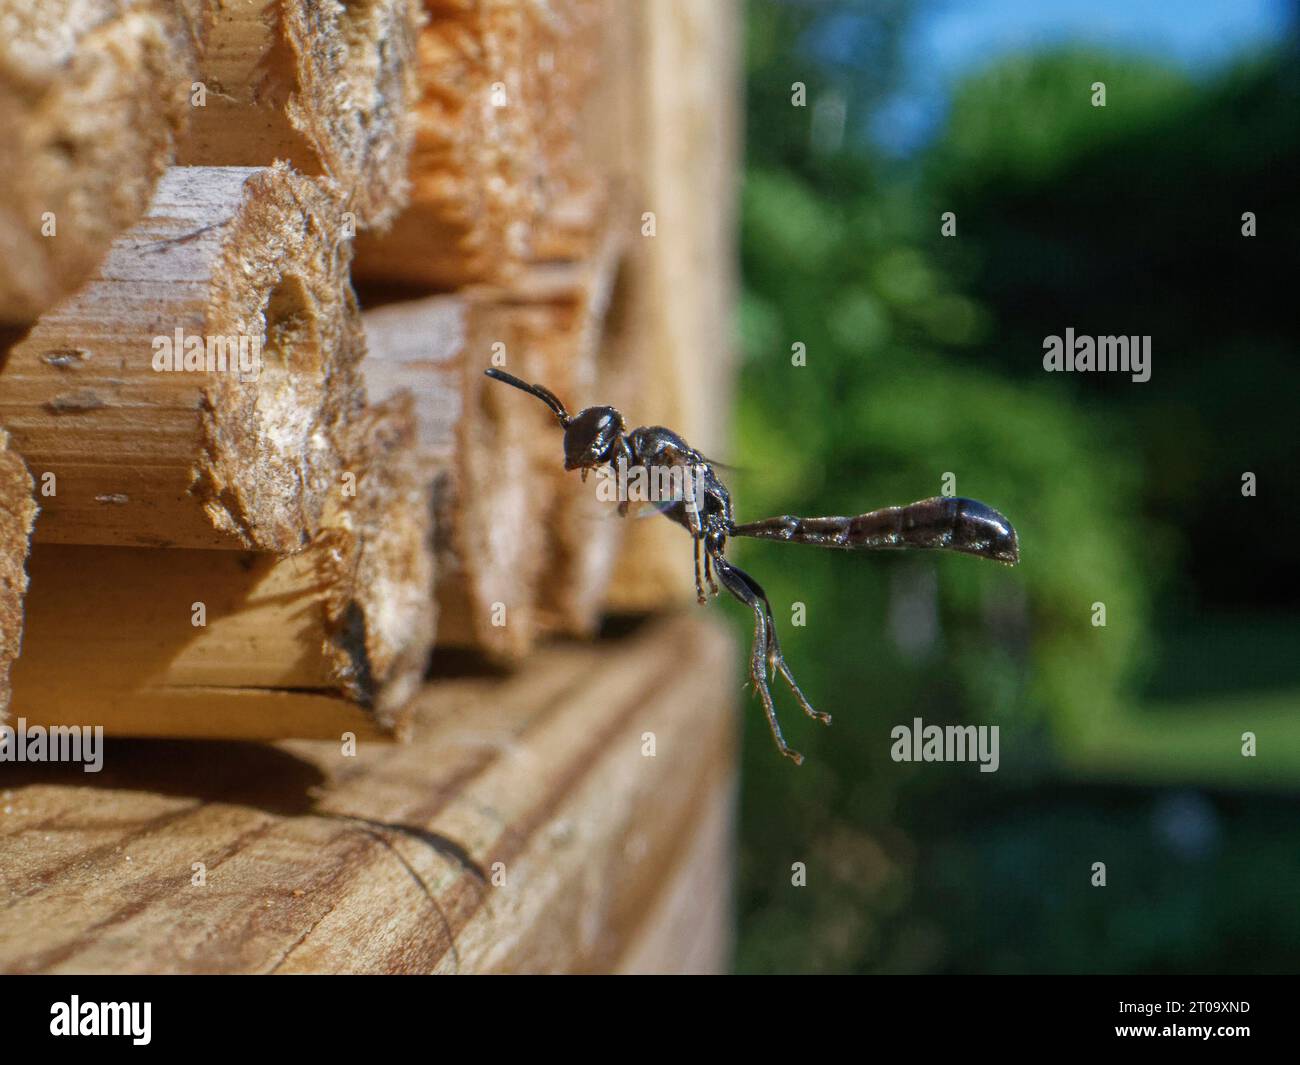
[247,272,327,491]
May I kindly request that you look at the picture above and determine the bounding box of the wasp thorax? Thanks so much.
[563,406,623,470]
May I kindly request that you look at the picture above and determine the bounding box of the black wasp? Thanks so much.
[486,368,1020,765]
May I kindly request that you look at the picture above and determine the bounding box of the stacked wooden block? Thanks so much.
[0,0,738,740]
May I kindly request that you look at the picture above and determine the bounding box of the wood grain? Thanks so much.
[0,612,736,973]
[613,769,735,974]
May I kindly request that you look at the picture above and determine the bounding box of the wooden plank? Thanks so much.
[613,773,734,974]
[0,612,736,973]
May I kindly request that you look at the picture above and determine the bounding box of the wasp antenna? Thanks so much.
[484,368,573,427]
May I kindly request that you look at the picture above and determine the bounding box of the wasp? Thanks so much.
[486,368,1020,764]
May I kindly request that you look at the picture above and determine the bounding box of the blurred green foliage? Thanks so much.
[731,0,1299,973]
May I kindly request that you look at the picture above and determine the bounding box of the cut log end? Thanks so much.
[438,302,553,660]
[0,0,197,323]
[9,395,435,742]
[321,394,436,730]
[0,164,365,553]
[353,0,609,289]
[364,292,556,661]
[197,164,366,551]
[179,0,423,229]
[370,215,633,658]
[0,428,38,720]
[528,221,632,638]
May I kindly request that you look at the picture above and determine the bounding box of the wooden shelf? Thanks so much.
[0,613,736,974]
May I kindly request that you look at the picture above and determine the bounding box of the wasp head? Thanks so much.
[563,406,624,472]
[481,370,626,477]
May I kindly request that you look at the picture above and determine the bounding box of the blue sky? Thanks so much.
[871,0,1293,153]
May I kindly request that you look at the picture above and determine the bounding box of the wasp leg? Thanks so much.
[703,547,719,597]
[712,554,803,765]
[766,620,831,726]
[715,553,830,727]
[684,494,709,604]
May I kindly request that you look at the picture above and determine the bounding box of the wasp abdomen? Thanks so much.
[731,496,1019,565]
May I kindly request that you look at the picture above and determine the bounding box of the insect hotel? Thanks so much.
[0,0,738,974]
